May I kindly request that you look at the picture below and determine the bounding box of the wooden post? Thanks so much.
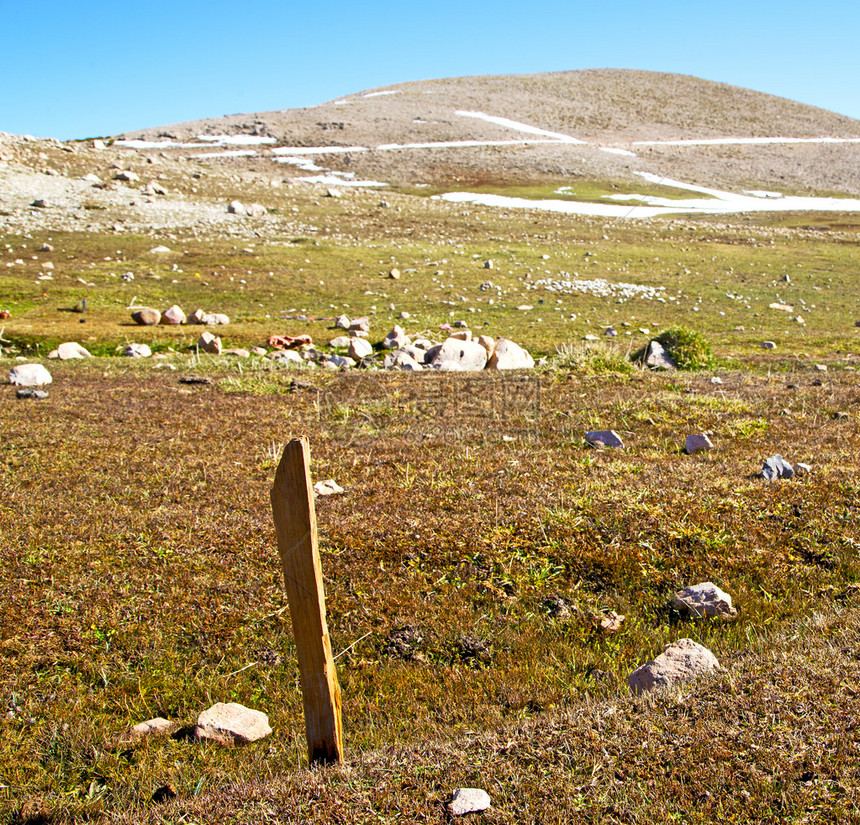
[270,437,344,765]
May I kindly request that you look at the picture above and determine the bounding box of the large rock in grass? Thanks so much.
[124,343,152,358]
[487,338,534,370]
[161,305,186,325]
[194,702,271,745]
[9,363,52,386]
[643,339,676,370]
[51,342,92,360]
[673,582,737,619]
[427,338,487,371]
[348,337,373,360]
[449,789,491,816]
[132,307,161,326]
[627,638,719,694]
[585,429,624,448]
[201,313,230,326]
[197,332,222,355]
[762,455,794,480]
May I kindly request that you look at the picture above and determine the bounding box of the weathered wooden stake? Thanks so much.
[270,437,344,765]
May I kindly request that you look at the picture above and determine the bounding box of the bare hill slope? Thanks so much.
[119,69,860,195]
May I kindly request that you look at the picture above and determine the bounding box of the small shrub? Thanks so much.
[547,341,633,375]
[633,326,714,370]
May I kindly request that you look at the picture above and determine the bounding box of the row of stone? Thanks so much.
[132,306,229,326]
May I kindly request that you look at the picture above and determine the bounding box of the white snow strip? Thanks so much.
[189,149,258,159]
[744,190,784,199]
[299,174,387,187]
[274,156,325,171]
[455,110,585,144]
[375,138,562,151]
[270,145,369,155]
[600,147,637,157]
[333,99,351,105]
[196,134,276,145]
[363,90,399,98]
[633,136,860,146]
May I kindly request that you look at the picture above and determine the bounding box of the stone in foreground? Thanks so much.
[197,332,222,355]
[314,479,345,497]
[161,305,186,325]
[673,582,737,619]
[125,717,175,741]
[194,702,271,745]
[628,638,719,694]
[9,364,52,386]
[685,433,713,454]
[56,342,92,360]
[428,338,488,371]
[762,454,794,480]
[643,339,676,370]
[585,429,624,448]
[449,788,491,817]
[487,338,535,370]
[131,307,161,326]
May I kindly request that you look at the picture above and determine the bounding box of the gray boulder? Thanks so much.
[628,638,719,694]
[124,343,152,358]
[487,338,535,370]
[449,788,491,817]
[197,332,222,355]
[585,429,624,448]
[348,338,374,360]
[643,340,676,370]
[673,582,737,619]
[685,433,713,454]
[55,342,92,360]
[428,338,488,372]
[194,702,271,745]
[132,307,161,326]
[762,455,794,480]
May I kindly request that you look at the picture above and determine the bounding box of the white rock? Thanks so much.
[187,309,205,324]
[245,203,267,217]
[197,332,222,355]
[383,349,424,370]
[643,339,676,370]
[194,702,271,745]
[382,326,409,350]
[227,200,246,215]
[762,454,794,480]
[201,313,230,326]
[428,338,488,372]
[124,343,152,358]
[627,638,719,694]
[130,717,175,738]
[222,348,250,358]
[267,349,303,363]
[795,462,812,476]
[449,788,491,816]
[328,336,352,348]
[760,341,777,350]
[685,433,713,454]
[114,170,140,182]
[56,342,92,360]
[487,338,535,370]
[334,314,351,330]
[314,479,345,497]
[149,245,171,254]
[476,335,495,357]
[585,430,624,448]
[673,582,737,619]
[9,363,52,386]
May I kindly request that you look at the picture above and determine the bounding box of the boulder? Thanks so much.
[383,349,424,371]
[328,336,352,349]
[428,338,488,372]
[760,341,777,350]
[685,433,713,454]
[349,316,371,334]
[56,342,92,360]
[227,200,246,215]
[187,309,205,324]
[197,332,222,355]
[673,583,737,619]
[201,313,230,326]
[348,338,373,360]
[314,479,345,497]
[113,170,140,182]
[449,789,491,817]
[585,430,624,449]
[476,335,495,357]
[245,203,267,217]
[132,307,161,326]
[161,305,186,325]
[382,326,409,350]
[487,338,535,370]
[266,349,304,364]
[627,638,719,694]
[194,702,271,745]
[9,364,52,386]
[762,455,794,480]
[129,717,175,739]
[643,339,676,370]
[16,387,49,399]
[222,348,250,358]
[124,343,152,358]
[334,314,351,330]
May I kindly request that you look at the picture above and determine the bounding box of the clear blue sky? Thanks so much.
[2,0,858,140]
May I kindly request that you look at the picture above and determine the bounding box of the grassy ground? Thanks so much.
[3,151,860,820]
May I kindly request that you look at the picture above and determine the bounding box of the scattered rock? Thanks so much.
[349,316,371,334]
[382,326,409,350]
[685,433,713,454]
[348,337,373,360]
[329,335,352,348]
[149,245,171,254]
[9,363,52,386]
[769,302,793,312]
[201,313,230,326]
[760,341,777,349]
[55,342,92,360]
[31,198,48,208]
[245,203,267,217]
[129,717,176,740]
[795,462,812,476]
[161,305,186,325]
[673,583,737,619]
[40,243,53,252]
[194,702,272,745]
[143,182,168,196]
[814,364,828,372]
[227,200,246,214]
[388,268,401,280]
[114,170,140,182]
[314,479,344,497]
[643,339,676,370]
[334,314,351,330]
[487,338,535,370]
[449,788,491,817]
[124,343,152,358]
[476,335,495,356]
[222,348,250,358]
[197,332,222,355]
[710,376,723,385]
[16,387,49,400]
[627,638,720,694]
[762,454,794,480]
[267,334,312,349]
[585,430,624,448]
[383,348,424,370]
[428,338,488,371]
[132,307,161,326]
[267,349,304,364]
[449,330,471,342]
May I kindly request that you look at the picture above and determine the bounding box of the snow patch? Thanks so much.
[362,90,399,98]
[196,134,276,145]
[600,147,637,157]
[634,136,860,146]
[299,174,387,187]
[455,111,585,144]
[189,150,258,159]
[271,145,368,155]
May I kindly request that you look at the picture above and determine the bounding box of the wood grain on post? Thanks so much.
[270,437,344,765]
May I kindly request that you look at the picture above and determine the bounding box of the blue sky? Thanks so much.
[2,0,858,140]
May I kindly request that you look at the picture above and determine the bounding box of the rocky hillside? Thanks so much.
[119,69,860,195]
